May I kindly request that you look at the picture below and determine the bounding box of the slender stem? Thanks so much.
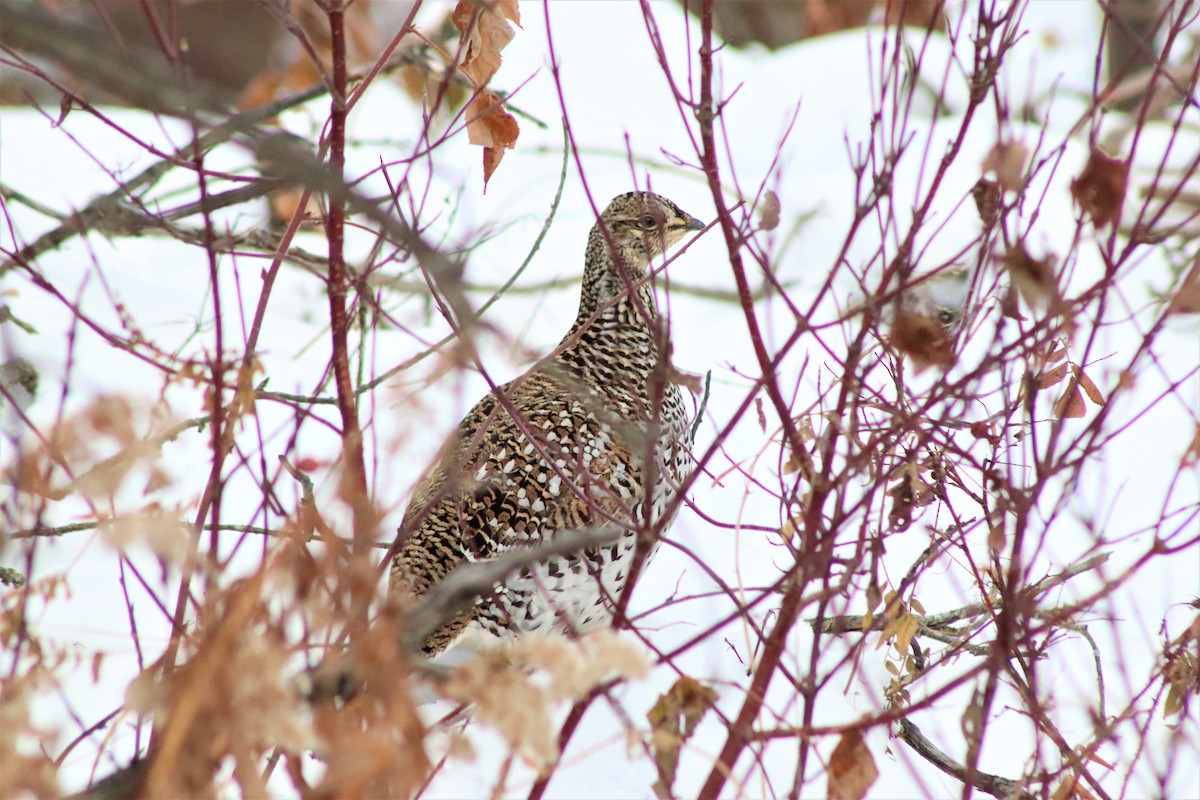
[323,0,370,556]
[693,1,811,795]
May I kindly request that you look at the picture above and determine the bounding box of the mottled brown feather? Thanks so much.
[390,192,704,655]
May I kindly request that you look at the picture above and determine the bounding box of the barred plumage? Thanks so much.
[390,192,704,656]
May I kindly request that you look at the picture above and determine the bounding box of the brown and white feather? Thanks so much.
[390,192,703,656]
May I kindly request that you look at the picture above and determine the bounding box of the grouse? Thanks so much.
[391,191,704,656]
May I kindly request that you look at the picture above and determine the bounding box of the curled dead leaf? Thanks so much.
[982,140,1028,192]
[648,676,719,799]
[465,91,519,188]
[1054,378,1087,419]
[988,524,1007,552]
[1071,364,1106,406]
[758,189,781,231]
[1071,146,1128,228]
[451,1,521,189]
[452,0,520,87]
[1004,244,1058,305]
[827,729,879,800]
[999,283,1027,320]
[972,177,1001,227]
[890,308,955,372]
[887,466,936,532]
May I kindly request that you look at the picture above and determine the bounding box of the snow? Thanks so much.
[2,1,1197,798]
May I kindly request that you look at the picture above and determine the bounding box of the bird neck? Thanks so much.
[570,227,658,333]
[553,230,667,403]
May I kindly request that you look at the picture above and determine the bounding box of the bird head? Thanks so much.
[593,191,706,269]
[574,191,704,325]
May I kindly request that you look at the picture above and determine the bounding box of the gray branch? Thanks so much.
[399,526,623,654]
[898,718,1033,800]
[814,553,1111,638]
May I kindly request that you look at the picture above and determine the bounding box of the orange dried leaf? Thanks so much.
[465,92,518,148]
[1054,379,1087,419]
[1054,775,1100,800]
[283,56,324,94]
[239,70,284,110]
[452,0,520,88]
[1071,147,1128,227]
[270,188,321,227]
[464,91,519,188]
[482,146,505,188]
[893,614,919,658]
[1079,748,1115,771]
[827,729,879,800]
[1071,364,1105,406]
[780,515,802,543]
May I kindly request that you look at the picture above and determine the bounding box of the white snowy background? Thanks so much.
[2,1,1198,797]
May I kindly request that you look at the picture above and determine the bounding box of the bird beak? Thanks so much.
[682,215,706,232]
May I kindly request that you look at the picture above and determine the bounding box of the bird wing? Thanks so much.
[391,372,645,599]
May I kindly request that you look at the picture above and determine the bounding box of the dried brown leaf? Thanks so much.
[671,367,704,395]
[453,0,520,87]
[865,582,882,615]
[1166,255,1200,315]
[827,729,879,800]
[1185,426,1200,468]
[451,1,521,188]
[758,189,781,231]
[884,0,946,29]
[1037,362,1069,389]
[982,140,1028,192]
[238,70,284,110]
[464,91,519,188]
[1005,244,1058,305]
[1071,364,1106,406]
[398,63,469,111]
[972,177,1001,227]
[1054,379,1087,419]
[999,283,1027,320]
[1054,775,1101,800]
[805,0,875,37]
[988,525,1007,552]
[893,614,919,659]
[890,309,955,372]
[648,676,719,799]
[1071,147,1129,227]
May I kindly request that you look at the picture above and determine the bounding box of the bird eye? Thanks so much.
[638,214,658,230]
[936,308,958,326]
